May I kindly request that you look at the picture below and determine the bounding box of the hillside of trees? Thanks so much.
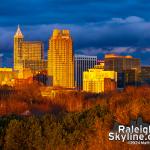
[0,84,150,150]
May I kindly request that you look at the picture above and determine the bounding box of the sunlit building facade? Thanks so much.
[14,25,46,73]
[74,54,97,90]
[14,25,24,70]
[22,60,47,73]
[83,64,117,93]
[48,29,74,88]
[104,54,141,88]
[0,68,33,87]
[0,68,17,86]
[104,54,141,72]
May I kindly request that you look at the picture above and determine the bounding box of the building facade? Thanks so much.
[141,66,150,85]
[0,68,33,87]
[14,25,24,70]
[14,25,46,73]
[104,54,141,72]
[48,29,74,88]
[0,68,17,86]
[104,54,141,88]
[74,54,97,90]
[83,64,117,93]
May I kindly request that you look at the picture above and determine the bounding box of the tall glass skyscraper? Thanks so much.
[74,55,97,90]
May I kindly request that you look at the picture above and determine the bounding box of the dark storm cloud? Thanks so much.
[0,0,147,26]
[1,16,150,66]
[0,0,150,66]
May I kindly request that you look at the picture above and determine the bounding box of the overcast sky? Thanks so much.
[0,0,150,66]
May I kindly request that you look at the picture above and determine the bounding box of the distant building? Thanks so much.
[141,66,150,85]
[14,25,47,73]
[97,60,104,65]
[40,87,77,99]
[48,29,74,88]
[15,68,33,88]
[104,54,141,88]
[33,70,48,85]
[74,54,97,90]
[83,64,117,93]
[0,68,17,86]
[104,54,141,72]
[0,68,33,87]
[22,59,47,73]
[124,69,140,86]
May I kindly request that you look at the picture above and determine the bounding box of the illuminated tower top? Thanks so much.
[14,25,24,38]
[52,29,70,39]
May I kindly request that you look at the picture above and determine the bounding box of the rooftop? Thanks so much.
[14,25,24,38]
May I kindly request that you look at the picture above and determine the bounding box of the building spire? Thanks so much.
[14,24,24,38]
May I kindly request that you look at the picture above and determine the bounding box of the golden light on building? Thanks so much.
[14,25,47,73]
[104,54,141,73]
[104,54,141,88]
[14,25,24,70]
[21,41,44,61]
[83,64,117,93]
[48,29,74,88]
[0,68,16,86]
[0,68,33,87]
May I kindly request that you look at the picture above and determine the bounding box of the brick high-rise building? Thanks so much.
[48,29,74,88]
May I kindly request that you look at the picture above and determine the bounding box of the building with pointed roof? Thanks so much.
[14,25,47,73]
[14,25,24,38]
[14,25,24,70]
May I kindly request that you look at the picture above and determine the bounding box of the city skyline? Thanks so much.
[1,0,150,66]
[1,25,150,67]
[0,1,150,150]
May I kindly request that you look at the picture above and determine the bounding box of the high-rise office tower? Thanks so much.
[14,25,24,70]
[74,54,97,90]
[14,25,47,73]
[48,29,74,88]
[104,54,141,73]
[104,54,141,88]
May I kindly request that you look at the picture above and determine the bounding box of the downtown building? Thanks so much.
[83,63,117,93]
[74,54,97,90]
[104,54,141,88]
[47,29,74,88]
[14,25,47,73]
[141,66,150,85]
[0,67,33,87]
